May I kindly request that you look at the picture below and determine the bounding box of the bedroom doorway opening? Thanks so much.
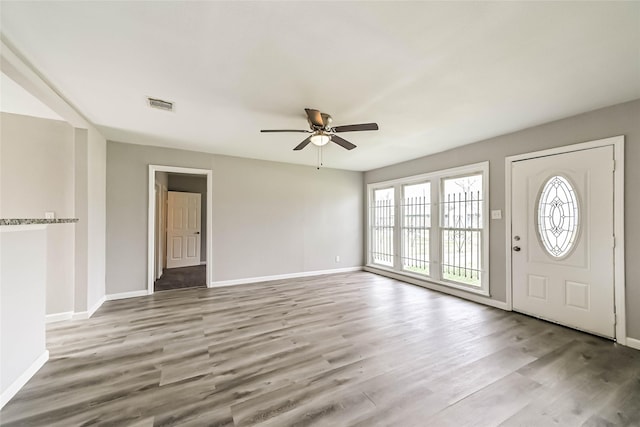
[148,165,213,294]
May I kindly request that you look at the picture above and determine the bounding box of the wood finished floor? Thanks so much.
[2,271,639,426]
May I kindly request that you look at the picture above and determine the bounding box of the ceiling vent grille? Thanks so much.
[147,97,174,112]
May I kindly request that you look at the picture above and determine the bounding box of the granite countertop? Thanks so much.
[0,218,79,226]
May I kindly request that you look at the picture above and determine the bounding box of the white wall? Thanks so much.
[106,141,363,294]
[0,112,75,315]
[0,227,47,406]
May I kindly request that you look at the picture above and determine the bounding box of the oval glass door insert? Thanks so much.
[537,175,579,258]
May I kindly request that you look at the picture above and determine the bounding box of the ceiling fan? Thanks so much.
[261,108,379,151]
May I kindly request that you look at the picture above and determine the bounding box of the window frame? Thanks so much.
[366,161,490,296]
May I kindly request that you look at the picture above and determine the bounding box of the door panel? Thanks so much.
[186,235,198,258]
[166,191,201,268]
[173,209,183,230]
[527,275,547,300]
[512,146,614,338]
[171,237,182,259]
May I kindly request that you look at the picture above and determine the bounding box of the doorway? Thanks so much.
[506,136,625,342]
[148,165,213,294]
[155,187,204,291]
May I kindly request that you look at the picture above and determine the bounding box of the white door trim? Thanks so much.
[504,135,625,344]
[148,165,213,294]
[154,183,162,280]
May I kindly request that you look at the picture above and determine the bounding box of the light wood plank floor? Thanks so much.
[2,272,639,426]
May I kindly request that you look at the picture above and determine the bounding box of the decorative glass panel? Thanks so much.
[537,176,579,258]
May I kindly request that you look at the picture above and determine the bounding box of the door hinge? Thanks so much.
[612,235,616,248]
[614,313,617,326]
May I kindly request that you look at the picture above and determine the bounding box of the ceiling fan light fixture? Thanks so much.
[310,133,331,146]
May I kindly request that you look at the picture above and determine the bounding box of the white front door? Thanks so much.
[166,191,201,269]
[511,145,615,338]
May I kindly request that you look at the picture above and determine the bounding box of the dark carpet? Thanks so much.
[154,265,206,291]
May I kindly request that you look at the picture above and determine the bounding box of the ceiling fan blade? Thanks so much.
[293,136,313,151]
[331,134,356,150]
[261,129,311,133]
[332,123,379,133]
[305,108,324,127]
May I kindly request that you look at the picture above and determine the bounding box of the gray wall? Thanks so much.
[364,99,640,339]
[0,112,107,317]
[168,174,207,262]
[106,142,363,294]
[0,112,75,315]
[86,127,107,311]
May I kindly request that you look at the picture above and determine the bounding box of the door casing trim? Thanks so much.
[504,135,625,344]
[148,165,213,295]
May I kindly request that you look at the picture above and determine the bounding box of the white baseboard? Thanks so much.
[364,266,510,311]
[626,337,640,350]
[210,266,363,288]
[71,311,89,320]
[88,296,106,317]
[45,311,74,323]
[0,350,49,409]
[106,290,149,301]
[70,295,106,320]
[48,296,105,322]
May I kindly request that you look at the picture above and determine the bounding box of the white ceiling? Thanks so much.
[0,72,63,121]
[1,1,639,171]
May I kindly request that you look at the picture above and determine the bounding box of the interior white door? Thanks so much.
[511,146,615,338]
[166,191,201,269]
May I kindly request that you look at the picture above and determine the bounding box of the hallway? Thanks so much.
[154,265,206,292]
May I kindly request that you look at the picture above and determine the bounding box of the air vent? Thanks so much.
[147,97,174,112]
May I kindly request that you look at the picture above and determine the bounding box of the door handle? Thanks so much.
[513,246,521,252]
[195,232,200,235]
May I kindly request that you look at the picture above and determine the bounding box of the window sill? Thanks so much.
[365,264,490,297]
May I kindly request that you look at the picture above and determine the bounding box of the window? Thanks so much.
[370,187,394,266]
[441,174,483,287]
[367,162,489,295]
[401,182,430,275]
